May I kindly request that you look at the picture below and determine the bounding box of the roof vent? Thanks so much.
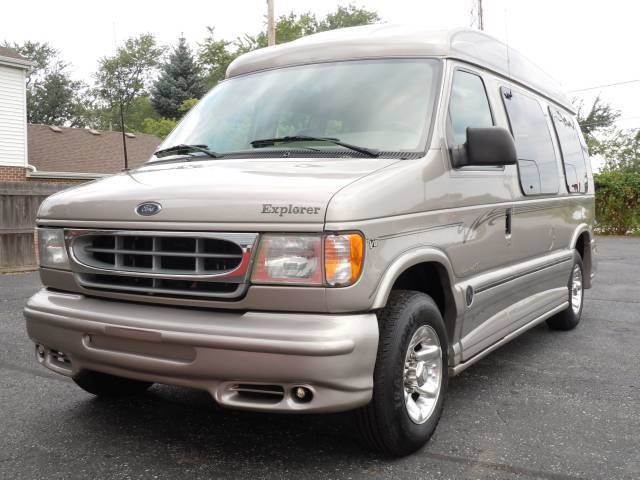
[49,125,62,133]
[125,132,136,138]
[88,129,101,135]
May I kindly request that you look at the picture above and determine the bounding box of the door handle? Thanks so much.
[505,208,513,237]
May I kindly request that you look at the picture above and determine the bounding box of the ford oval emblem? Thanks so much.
[135,202,162,216]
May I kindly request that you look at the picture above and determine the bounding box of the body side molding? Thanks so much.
[451,302,568,375]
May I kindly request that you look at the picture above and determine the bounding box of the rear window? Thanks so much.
[550,108,589,193]
[501,87,559,195]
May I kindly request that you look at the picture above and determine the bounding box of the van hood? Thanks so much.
[38,157,398,226]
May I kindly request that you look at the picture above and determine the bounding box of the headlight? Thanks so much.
[37,228,69,269]
[251,233,364,287]
[252,235,323,285]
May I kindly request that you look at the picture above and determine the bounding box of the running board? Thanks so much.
[450,302,569,376]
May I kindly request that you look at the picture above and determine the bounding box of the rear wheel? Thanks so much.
[547,252,584,331]
[355,290,448,456]
[73,370,153,397]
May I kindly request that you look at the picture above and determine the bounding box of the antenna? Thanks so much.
[504,7,511,77]
[120,99,129,170]
[113,21,129,170]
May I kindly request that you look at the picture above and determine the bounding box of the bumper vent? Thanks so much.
[66,230,258,300]
[229,384,285,404]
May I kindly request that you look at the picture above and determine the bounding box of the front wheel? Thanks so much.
[355,290,448,456]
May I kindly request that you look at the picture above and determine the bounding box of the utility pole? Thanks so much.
[267,0,276,46]
[477,0,484,31]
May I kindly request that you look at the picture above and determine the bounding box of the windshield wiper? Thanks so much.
[250,135,380,157]
[154,144,221,159]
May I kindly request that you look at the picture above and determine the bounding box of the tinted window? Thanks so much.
[449,71,493,145]
[550,108,589,193]
[501,88,559,195]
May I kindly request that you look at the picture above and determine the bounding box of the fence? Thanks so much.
[0,182,68,272]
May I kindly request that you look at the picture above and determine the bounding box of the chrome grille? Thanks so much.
[66,230,258,300]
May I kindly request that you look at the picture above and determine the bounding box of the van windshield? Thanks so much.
[155,59,441,159]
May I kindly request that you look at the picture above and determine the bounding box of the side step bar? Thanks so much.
[451,302,569,376]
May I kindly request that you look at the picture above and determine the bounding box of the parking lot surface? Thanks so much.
[1,236,638,480]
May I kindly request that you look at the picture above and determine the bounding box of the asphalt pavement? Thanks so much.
[1,236,638,479]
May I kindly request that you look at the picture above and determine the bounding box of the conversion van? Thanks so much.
[25,25,596,456]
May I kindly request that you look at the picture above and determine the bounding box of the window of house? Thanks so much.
[550,108,589,193]
[449,70,494,146]
[501,87,559,195]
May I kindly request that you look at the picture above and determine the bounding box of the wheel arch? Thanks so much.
[371,247,462,346]
[570,224,593,288]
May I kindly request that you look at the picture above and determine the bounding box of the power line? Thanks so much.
[569,79,640,93]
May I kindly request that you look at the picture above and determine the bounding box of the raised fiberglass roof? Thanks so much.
[226,25,572,112]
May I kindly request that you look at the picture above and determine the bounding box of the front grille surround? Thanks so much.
[65,229,258,300]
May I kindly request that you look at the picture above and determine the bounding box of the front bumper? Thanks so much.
[24,289,379,413]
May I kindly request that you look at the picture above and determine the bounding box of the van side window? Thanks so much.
[550,108,589,193]
[501,87,559,195]
[449,70,493,146]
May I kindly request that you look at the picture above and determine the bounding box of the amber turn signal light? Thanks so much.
[324,233,364,286]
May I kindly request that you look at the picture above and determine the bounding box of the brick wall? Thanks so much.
[0,166,92,185]
[0,166,27,182]
[27,176,87,185]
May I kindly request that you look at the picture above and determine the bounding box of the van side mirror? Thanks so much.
[451,127,517,168]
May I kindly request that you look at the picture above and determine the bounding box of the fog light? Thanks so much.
[292,386,313,403]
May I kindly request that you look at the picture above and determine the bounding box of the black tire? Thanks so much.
[355,290,448,456]
[546,252,584,331]
[73,369,153,397]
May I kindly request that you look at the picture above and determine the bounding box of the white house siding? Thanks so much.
[0,64,27,168]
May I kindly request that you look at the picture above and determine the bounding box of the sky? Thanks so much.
[2,0,639,135]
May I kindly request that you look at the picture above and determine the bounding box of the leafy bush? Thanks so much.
[141,117,177,139]
[594,171,640,235]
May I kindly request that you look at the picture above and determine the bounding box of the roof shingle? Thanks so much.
[0,46,27,61]
[28,124,162,174]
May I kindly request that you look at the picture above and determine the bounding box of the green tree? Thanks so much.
[151,36,205,119]
[594,170,640,235]
[126,95,160,132]
[576,95,621,155]
[141,117,177,139]
[573,96,639,173]
[248,4,381,48]
[140,99,197,139]
[198,27,236,88]
[179,98,199,112]
[318,3,381,31]
[269,12,319,44]
[4,41,85,126]
[94,34,165,130]
[598,129,640,173]
[198,4,381,88]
